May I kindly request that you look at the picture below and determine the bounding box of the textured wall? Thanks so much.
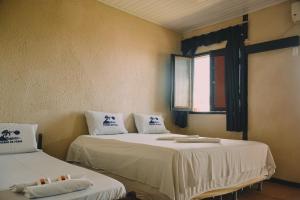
[1,0,299,184]
[0,0,180,159]
[183,2,300,182]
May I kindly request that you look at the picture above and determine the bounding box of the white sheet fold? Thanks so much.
[156,135,199,140]
[175,137,220,143]
[24,179,93,199]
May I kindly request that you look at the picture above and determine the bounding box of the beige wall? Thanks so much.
[0,0,181,159]
[183,2,300,182]
[1,0,299,183]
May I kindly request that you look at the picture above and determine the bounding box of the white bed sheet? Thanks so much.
[0,151,126,200]
[67,133,276,200]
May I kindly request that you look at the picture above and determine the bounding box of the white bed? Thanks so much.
[0,151,126,200]
[67,133,276,200]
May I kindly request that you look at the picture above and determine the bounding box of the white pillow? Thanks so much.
[85,111,128,135]
[0,123,38,154]
[134,114,170,134]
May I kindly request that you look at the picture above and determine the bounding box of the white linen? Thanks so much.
[156,135,198,140]
[0,123,38,154]
[133,113,169,134]
[24,179,93,199]
[175,137,220,143]
[0,151,126,200]
[85,111,128,135]
[67,133,276,200]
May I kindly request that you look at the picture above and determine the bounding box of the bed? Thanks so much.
[0,150,126,200]
[66,133,276,200]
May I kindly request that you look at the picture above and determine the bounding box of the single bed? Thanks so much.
[0,150,126,200]
[66,133,276,200]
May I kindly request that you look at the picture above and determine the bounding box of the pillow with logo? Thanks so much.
[134,114,170,134]
[0,123,38,154]
[85,111,128,135]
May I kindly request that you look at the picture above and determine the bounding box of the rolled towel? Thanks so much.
[10,177,51,193]
[175,137,221,143]
[11,174,84,193]
[24,179,93,199]
[157,135,199,141]
[10,182,36,193]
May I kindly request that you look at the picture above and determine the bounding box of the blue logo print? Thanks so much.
[149,117,161,126]
[103,115,118,126]
[0,130,22,144]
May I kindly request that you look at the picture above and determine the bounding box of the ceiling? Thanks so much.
[98,0,287,33]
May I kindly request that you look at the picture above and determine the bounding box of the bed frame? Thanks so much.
[73,162,266,200]
[192,176,265,200]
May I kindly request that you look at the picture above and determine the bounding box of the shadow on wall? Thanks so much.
[41,112,87,159]
[124,113,136,133]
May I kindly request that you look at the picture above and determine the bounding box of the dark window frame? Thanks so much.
[191,48,226,114]
[180,36,300,115]
[210,49,226,112]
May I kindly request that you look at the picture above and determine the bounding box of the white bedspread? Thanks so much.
[0,151,126,200]
[66,133,276,200]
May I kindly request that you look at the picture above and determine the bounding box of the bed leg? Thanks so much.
[232,191,238,200]
[257,181,263,192]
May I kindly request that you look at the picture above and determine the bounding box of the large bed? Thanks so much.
[0,151,126,200]
[66,133,276,200]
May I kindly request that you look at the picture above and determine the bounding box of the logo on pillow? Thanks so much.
[0,130,22,144]
[103,115,118,126]
[149,117,161,126]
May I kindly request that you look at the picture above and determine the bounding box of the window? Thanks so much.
[193,55,210,112]
[171,49,226,113]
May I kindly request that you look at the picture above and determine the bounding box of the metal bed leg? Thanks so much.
[257,181,263,192]
[232,191,238,200]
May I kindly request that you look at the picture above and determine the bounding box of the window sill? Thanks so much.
[189,111,226,114]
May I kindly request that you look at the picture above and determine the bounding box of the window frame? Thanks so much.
[191,48,226,114]
[170,54,194,111]
[171,49,226,114]
[210,49,226,112]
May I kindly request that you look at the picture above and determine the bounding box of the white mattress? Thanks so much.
[67,133,276,200]
[0,151,126,200]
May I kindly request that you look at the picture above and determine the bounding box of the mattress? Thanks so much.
[67,133,276,200]
[0,151,126,200]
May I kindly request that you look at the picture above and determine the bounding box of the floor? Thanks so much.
[207,182,300,200]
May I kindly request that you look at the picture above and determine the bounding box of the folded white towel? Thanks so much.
[10,182,36,193]
[157,135,199,141]
[24,179,93,199]
[11,174,86,193]
[175,137,221,143]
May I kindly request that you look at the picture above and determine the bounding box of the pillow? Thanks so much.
[85,111,128,135]
[134,114,170,134]
[0,123,38,154]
